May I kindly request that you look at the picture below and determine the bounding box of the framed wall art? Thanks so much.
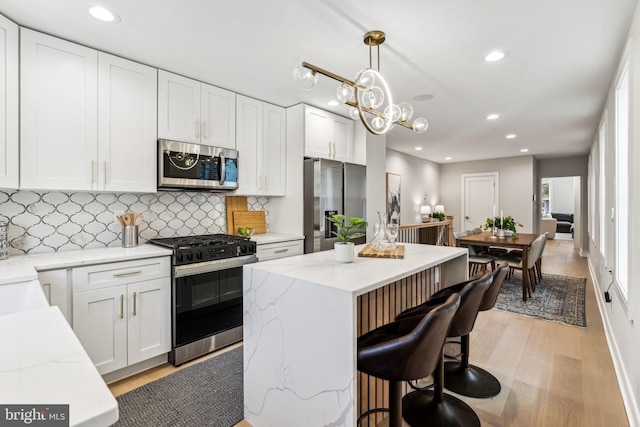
[386,172,401,225]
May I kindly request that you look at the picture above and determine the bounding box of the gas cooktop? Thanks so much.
[148,234,256,265]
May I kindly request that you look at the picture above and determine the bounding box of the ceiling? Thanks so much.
[0,0,636,163]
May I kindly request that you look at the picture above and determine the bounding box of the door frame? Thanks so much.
[460,172,499,231]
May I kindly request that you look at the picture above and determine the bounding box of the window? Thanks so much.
[614,62,629,300]
[588,147,595,239]
[598,115,606,257]
[541,179,551,215]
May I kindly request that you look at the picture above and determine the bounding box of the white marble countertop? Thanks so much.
[0,306,118,426]
[0,244,173,285]
[245,243,467,296]
[250,233,304,245]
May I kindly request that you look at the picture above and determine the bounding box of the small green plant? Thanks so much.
[482,215,523,232]
[429,211,446,221]
[327,214,368,243]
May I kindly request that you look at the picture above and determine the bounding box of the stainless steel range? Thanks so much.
[149,234,257,366]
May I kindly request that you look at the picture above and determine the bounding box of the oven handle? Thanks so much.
[174,254,258,278]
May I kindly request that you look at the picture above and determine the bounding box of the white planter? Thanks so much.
[334,242,354,263]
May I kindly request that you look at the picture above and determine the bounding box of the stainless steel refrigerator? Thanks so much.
[303,158,367,253]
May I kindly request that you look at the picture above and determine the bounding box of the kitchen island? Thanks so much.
[243,243,468,427]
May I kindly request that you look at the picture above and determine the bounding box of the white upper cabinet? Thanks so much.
[158,70,235,149]
[303,105,354,162]
[20,28,98,191]
[0,14,18,189]
[20,29,158,192]
[98,53,157,193]
[236,95,286,196]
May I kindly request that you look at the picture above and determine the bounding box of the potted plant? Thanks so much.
[327,214,368,263]
[429,211,447,221]
[482,215,523,236]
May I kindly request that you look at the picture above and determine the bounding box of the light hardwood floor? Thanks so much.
[109,239,629,426]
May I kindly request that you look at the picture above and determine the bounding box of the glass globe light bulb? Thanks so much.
[384,104,401,122]
[355,69,376,90]
[412,117,429,134]
[398,102,414,122]
[349,107,360,120]
[293,63,318,90]
[371,116,386,130]
[336,83,354,103]
[368,86,384,109]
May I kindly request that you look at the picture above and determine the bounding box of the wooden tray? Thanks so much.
[226,196,248,234]
[358,244,405,259]
[233,210,267,234]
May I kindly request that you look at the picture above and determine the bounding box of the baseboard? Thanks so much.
[102,353,168,384]
[588,257,640,427]
[579,248,588,257]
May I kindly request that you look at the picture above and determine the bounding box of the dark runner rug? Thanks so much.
[113,346,243,427]
[494,271,586,327]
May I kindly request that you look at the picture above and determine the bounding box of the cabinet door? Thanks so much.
[304,106,332,159]
[201,83,236,149]
[73,286,128,374]
[158,70,200,143]
[235,95,262,195]
[127,278,170,366]
[39,269,71,325]
[98,53,157,193]
[20,29,98,191]
[332,115,354,162]
[0,14,18,189]
[262,103,286,196]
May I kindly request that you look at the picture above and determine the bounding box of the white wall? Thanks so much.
[440,156,535,233]
[385,149,440,225]
[588,4,640,425]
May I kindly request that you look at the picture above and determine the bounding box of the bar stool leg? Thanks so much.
[402,352,480,427]
[443,335,501,398]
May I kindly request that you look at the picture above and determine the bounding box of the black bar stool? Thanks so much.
[396,273,493,427]
[357,294,461,427]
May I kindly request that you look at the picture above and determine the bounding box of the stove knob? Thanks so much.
[196,251,203,260]
[176,253,184,263]
[187,252,193,261]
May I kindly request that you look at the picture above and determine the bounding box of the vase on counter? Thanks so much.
[370,211,394,251]
[334,242,355,263]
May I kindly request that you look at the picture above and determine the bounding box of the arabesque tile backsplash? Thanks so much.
[0,190,268,256]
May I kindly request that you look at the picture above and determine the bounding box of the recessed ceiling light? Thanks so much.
[87,6,121,23]
[414,146,423,151]
[412,94,434,101]
[506,134,517,139]
[327,100,339,107]
[486,113,500,120]
[484,51,506,62]
[520,148,529,153]
[445,156,452,160]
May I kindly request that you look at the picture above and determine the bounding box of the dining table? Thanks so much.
[456,231,539,301]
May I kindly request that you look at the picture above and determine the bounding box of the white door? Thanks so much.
[98,53,157,193]
[158,70,200,143]
[461,173,498,231]
[332,115,354,162]
[0,14,18,189]
[304,106,332,159]
[20,29,98,191]
[201,83,236,149]
[235,95,261,195]
[262,103,286,196]
[127,278,170,366]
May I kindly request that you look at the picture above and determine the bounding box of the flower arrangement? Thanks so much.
[326,215,368,243]
[483,215,523,232]
[429,211,446,221]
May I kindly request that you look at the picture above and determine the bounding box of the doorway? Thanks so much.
[461,172,499,231]
[540,176,581,249]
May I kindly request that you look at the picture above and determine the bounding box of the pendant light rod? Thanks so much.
[301,62,355,87]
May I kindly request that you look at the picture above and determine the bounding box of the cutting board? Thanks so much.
[233,210,267,234]
[358,244,405,259]
[226,196,248,234]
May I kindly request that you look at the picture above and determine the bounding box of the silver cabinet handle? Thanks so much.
[203,121,208,139]
[91,160,95,183]
[113,270,142,277]
[275,248,289,254]
[120,294,124,319]
[132,292,137,316]
[195,120,200,138]
[103,161,107,185]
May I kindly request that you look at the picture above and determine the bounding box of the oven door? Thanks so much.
[173,255,256,348]
[158,139,238,191]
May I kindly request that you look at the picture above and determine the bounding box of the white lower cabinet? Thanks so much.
[256,240,303,262]
[72,257,170,375]
[38,269,71,324]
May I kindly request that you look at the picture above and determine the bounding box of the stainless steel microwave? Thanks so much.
[158,139,239,191]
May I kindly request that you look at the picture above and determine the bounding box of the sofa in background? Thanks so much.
[550,212,574,235]
[541,217,557,239]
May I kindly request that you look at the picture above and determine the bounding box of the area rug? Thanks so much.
[494,271,586,327]
[113,346,243,427]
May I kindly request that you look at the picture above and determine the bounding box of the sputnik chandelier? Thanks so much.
[293,30,428,135]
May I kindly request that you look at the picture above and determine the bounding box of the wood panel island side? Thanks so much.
[243,243,468,427]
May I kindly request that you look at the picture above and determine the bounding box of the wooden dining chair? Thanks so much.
[454,231,496,275]
[497,234,546,296]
